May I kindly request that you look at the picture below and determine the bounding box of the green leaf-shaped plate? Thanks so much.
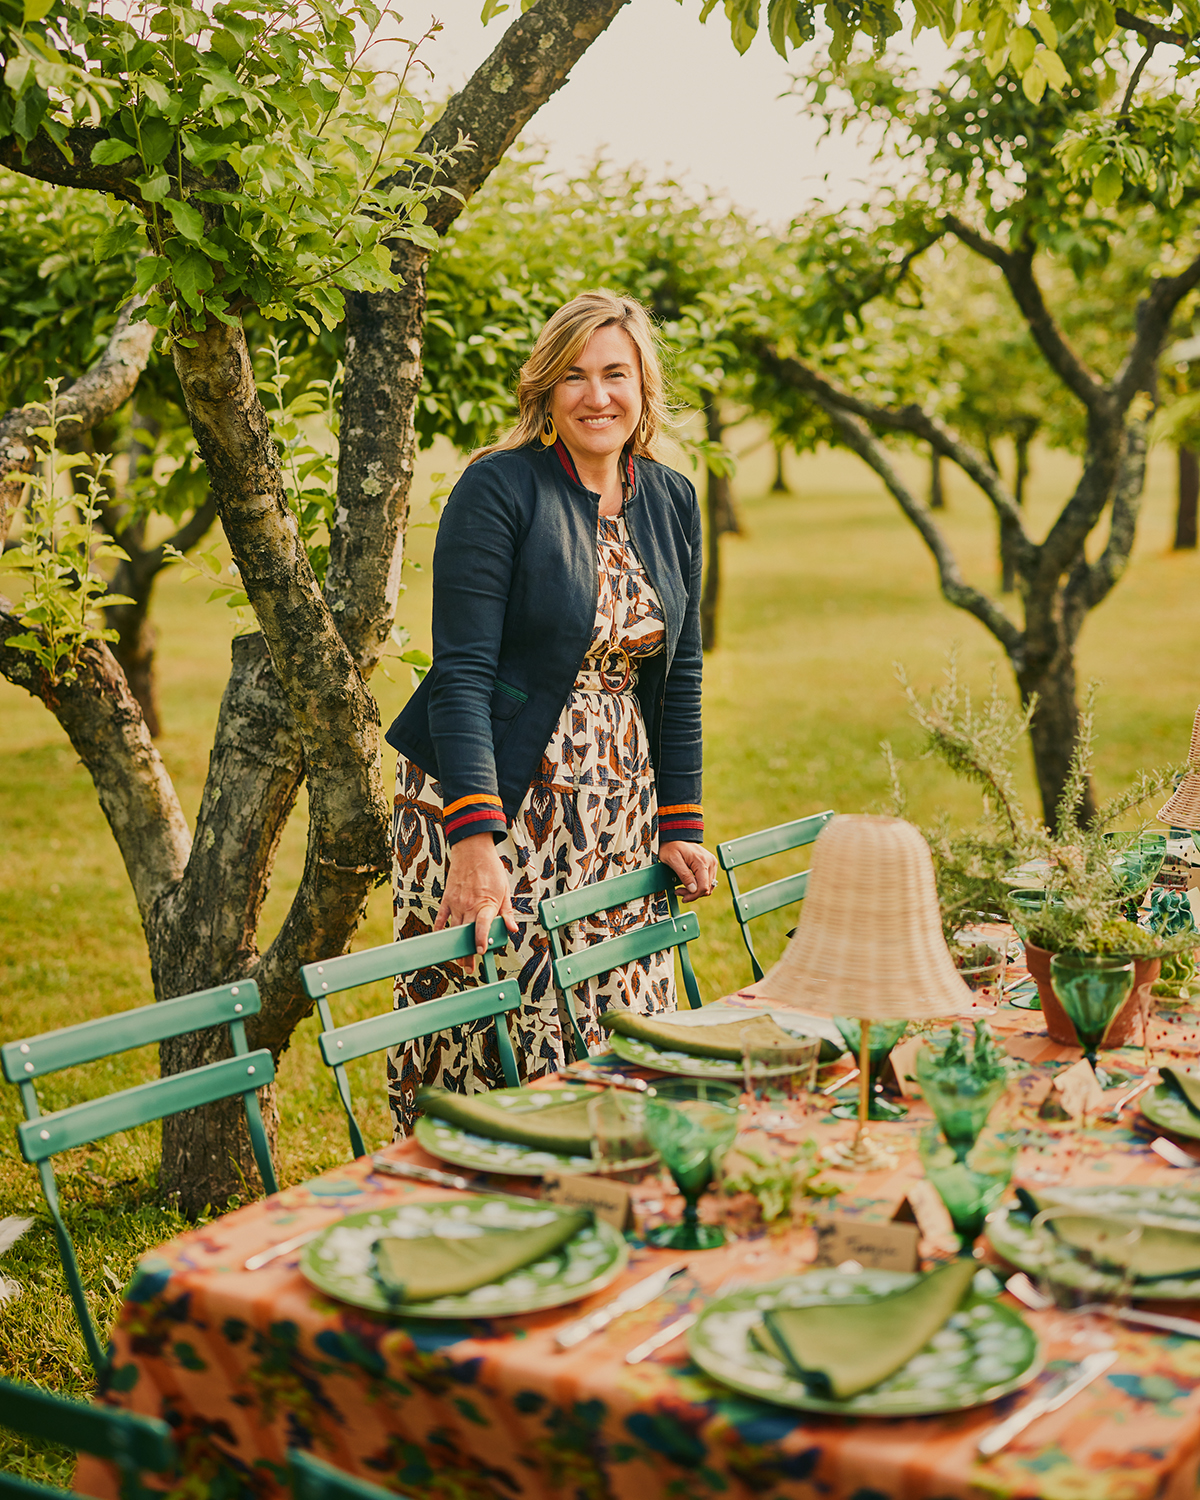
[414,1086,654,1177]
[300,1195,627,1318]
[987,1183,1200,1300]
[1141,1083,1200,1143]
[688,1269,1039,1416]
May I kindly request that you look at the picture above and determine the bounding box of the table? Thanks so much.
[77,987,1200,1500]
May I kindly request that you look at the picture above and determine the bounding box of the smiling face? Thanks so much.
[548,323,643,468]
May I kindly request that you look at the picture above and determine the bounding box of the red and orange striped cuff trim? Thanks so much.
[659,804,703,815]
[444,792,503,817]
[659,802,703,836]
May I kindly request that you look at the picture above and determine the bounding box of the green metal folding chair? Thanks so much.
[299,918,518,1158]
[1,982,278,1376]
[0,1375,175,1500]
[538,863,702,1062]
[716,810,837,981]
[289,1449,416,1500]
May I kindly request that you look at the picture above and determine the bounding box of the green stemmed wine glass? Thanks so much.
[919,1126,1017,1255]
[643,1079,741,1250]
[915,1025,1010,1162]
[1048,952,1135,1088]
[830,1018,909,1121]
[1103,832,1167,913]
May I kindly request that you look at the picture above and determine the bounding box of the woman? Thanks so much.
[383,289,717,1133]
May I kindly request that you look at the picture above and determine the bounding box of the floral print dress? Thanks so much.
[386,513,677,1134]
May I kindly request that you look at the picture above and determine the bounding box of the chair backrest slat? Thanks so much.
[717,810,835,872]
[538,864,675,932]
[0,1377,175,1471]
[290,1448,406,1500]
[1,982,261,1083]
[734,870,810,925]
[16,1051,276,1164]
[319,983,520,1066]
[549,911,699,990]
[300,918,509,999]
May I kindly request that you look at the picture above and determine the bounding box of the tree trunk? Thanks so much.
[929,449,945,510]
[700,399,730,651]
[1001,430,1032,592]
[771,442,789,493]
[1175,446,1198,550]
[1017,644,1096,831]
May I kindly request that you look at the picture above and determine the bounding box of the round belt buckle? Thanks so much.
[596,646,632,693]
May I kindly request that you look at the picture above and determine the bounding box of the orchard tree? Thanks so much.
[748,37,1200,828]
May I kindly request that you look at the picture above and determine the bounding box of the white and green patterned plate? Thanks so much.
[1141,1083,1200,1143]
[688,1269,1039,1416]
[414,1086,655,1177]
[300,1196,627,1318]
[608,1032,748,1080]
[987,1184,1200,1300]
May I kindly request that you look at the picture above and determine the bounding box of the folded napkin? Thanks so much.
[371,1207,591,1304]
[1017,1187,1200,1280]
[1159,1066,1200,1116]
[600,1010,797,1061]
[754,1257,978,1400]
[416,1086,600,1155]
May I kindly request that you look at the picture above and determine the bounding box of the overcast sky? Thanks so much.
[406,1,940,226]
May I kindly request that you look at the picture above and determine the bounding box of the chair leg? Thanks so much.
[40,1164,107,1376]
[494,1014,520,1088]
[241,1088,279,1195]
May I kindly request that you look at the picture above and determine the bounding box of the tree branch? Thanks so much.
[1113,7,1191,49]
[944,216,1108,412]
[813,399,1025,656]
[0,125,221,205]
[328,0,632,676]
[0,300,155,547]
[1113,247,1200,408]
[1068,415,1149,618]
[0,604,189,920]
[759,344,1033,562]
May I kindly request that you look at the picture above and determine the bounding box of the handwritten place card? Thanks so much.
[812,1213,920,1272]
[887,1037,927,1099]
[1052,1057,1106,1118]
[542,1172,633,1231]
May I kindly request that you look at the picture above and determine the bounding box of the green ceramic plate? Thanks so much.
[688,1270,1039,1416]
[414,1086,655,1177]
[300,1195,627,1318]
[987,1183,1200,1300]
[1141,1083,1200,1143]
[609,1032,748,1080]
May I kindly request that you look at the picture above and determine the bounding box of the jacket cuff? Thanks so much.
[444,794,508,847]
[659,803,704,844]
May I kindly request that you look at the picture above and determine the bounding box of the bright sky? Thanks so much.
[410,0,939,227]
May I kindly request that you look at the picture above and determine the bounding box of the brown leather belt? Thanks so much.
[579,645,633,693]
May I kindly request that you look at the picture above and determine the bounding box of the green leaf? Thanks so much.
[90,138,137,166]
[1092,160,1123,206]
[133,255,171,294]
[1037,47,1069,92]
[164,198,207,246]
[1009,26,1036,71]
[171,248,216,310]
[138,169,171,203]
[92,220,143,264]
[22,0,55,22]
[1021,58,1046,102]
[479,0,509,19]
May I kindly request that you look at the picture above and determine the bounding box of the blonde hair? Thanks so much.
[470,290,668,465]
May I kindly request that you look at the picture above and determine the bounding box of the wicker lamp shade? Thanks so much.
[1157,705,1200,830]
[746,814,973,1023]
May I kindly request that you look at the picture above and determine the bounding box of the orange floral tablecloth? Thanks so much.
[77,990,1200,1500]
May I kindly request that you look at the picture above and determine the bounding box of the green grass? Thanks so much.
[2,434,1197,1481]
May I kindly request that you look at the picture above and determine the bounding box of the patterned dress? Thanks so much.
[387,513,677,1135]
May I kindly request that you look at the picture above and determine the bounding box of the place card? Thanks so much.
[888,1037,926,1099]
[893,1180,957,1252]
[812,1213,920,1272]
[542,1172,633,1231]
[1052,1057,1106,1118]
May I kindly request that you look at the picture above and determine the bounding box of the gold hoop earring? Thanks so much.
[540,414,558,447]
[636,412,650,445]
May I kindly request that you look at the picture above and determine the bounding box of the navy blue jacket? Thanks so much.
[384,442,704,847]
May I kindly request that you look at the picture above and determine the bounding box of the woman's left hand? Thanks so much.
[659,840,718,901]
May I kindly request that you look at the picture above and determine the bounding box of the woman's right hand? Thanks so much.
[434,831,519,965]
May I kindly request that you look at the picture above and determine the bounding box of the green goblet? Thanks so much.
[1104,832,1167,917]
[1048,952,1135,1088]
[915,1032,1009,1162]
[830,1018,909,1121]
[643,1079,741,1250]
[919,1126,1016,1254]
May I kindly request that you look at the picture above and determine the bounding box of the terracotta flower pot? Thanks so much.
[1023,942,1160,1048]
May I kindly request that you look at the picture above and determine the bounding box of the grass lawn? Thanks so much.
[1,433,1197,1481]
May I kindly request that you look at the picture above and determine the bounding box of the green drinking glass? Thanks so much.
[919,1125,1017,1254]
[1048,952,1135,1087]
[643,1079,741,1250]
[915,1039,1009,1162]
[1103,832,1167,898]
[830,1018,909,1121]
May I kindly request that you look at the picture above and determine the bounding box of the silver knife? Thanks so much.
[244,1229,324,1270]
[977,1349,1117,1456]
[370,1155,536,1205]
[625,1310,698,1363]
[556,1262,688,1349]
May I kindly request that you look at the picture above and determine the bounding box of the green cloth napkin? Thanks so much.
[1018,1187,1200,1280]
[755,1257,978,1401]
[1160,1066,1200,1116]
[371,1207,591,1304]
[600,1009,797,1061]
[416,1086,599,1155]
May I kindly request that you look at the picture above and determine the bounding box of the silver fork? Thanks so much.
[624,1274,749,1363]
[1006,1271,1200,1339]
